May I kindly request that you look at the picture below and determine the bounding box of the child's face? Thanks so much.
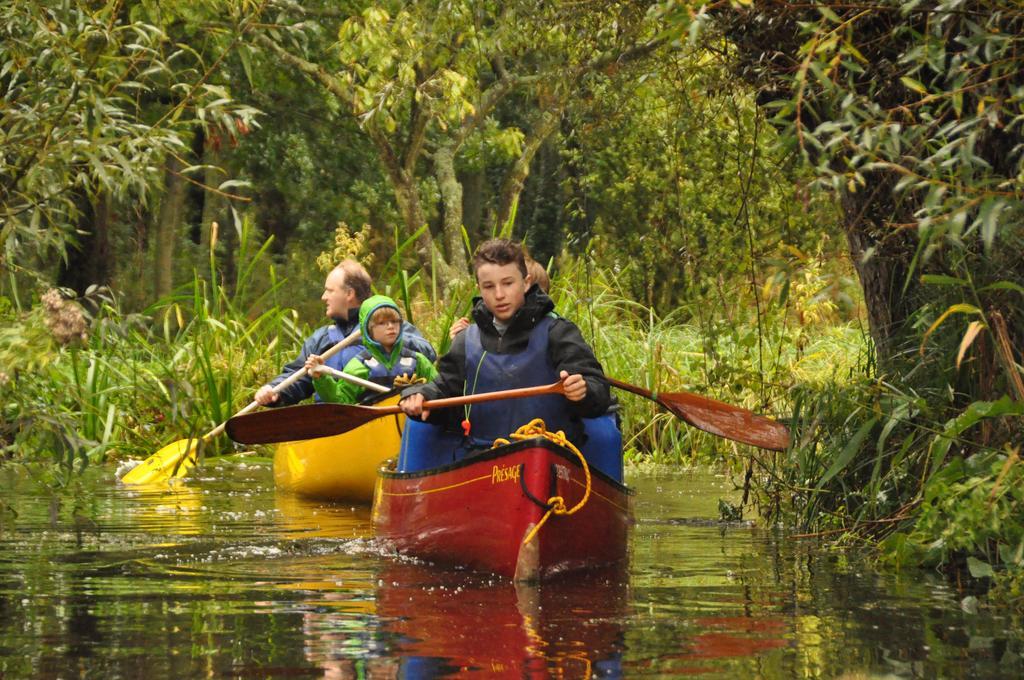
[476,262,528,323]
[370,317,401,350]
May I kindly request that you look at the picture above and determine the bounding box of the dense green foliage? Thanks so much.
[0,0,258,283]
[1,0,1021,603]
[0,221,297,483]
[661,0,1024,592]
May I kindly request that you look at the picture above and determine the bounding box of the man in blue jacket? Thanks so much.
[255,259,436,406]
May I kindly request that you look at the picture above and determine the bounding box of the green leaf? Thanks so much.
[980,281,1024,297]
[237,44,254,88]
[927,397,1024,479]
[978,199,1004,252]
[966,556,994,578]
[920,303,982,355]
[460,224,472,263]
[900,76,927,94]
[920,274,968,287]
[817,416,878,489]
[817,6,842,23]
[399,269,412,323]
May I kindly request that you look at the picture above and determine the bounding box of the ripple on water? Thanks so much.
[0,464,1021,678]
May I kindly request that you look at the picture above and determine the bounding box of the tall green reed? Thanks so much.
[550,251,866,465]
[0,217,303,478]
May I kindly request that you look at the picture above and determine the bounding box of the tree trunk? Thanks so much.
[521,137,564,262]
[369,132,464,286]
[839,173,919,370]
[392,174,431,255]
[57,190,112,294]
[200,141,227,259]
[374,138,432,257]
[460,166,486,244]
[153,154,186,300]
[560,116,597,244]
[433,145,469,273]
[496,108,562,231]
[259,186,293,255]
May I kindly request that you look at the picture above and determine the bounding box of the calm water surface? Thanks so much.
[0,461,1021,678]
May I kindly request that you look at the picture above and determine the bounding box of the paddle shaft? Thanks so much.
[227,374,790,451]
[604,376,655,401]
[364,380,567,417]
[316,365,389,393]
[206,329,363,438]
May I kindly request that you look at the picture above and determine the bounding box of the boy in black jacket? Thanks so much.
[399,239,610,450]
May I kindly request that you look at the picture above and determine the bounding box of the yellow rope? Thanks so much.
[492,418,592,545]
[392,373,426,387]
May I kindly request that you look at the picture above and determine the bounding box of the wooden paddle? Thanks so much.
[314,365,390,394]
[225,380,568,445]
[120,329,363,484]
[605,377,790,451]
[226,375,791,450]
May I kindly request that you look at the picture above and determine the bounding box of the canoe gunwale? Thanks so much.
[377,435,633,496]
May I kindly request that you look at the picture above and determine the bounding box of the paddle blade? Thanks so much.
[226,383,567,445]
[226,403,393,444]
[121,438,199,484]
[658,391,791,451]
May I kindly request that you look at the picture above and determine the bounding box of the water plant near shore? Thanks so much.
[0,221,299,478]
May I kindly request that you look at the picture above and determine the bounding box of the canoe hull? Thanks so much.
[372,437,633,581]
[273,396,404,503]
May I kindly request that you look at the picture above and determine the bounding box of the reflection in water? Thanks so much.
[121,479,205,536]
[273,493,378,618]
[627,615,791,676]
[375,563,627,678]
[277,492,629,678]
[0,465,1022,678]
[275,492,372,541]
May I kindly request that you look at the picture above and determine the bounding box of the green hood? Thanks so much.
[358,294,404,363]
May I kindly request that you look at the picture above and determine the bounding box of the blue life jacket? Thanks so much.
[463,315,579,444]
[399,314,623,482]
[325,324,365,371]
[355,346,420,388]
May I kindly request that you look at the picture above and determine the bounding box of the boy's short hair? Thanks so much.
[525,258,550,293]
[335,259,372,302]
[369,306,401,325]
[473,239,528,278]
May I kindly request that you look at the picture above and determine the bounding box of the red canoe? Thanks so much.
[371,437,634,581]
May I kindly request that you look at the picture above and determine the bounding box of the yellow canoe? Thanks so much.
[273,395,404,503]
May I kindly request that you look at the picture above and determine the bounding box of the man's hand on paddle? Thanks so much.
[255,384,278,406]
[560,370,587,402]
[400,393,430,420]
[303,354,326,378]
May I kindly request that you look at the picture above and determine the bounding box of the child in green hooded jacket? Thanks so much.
[304,294,437,404]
